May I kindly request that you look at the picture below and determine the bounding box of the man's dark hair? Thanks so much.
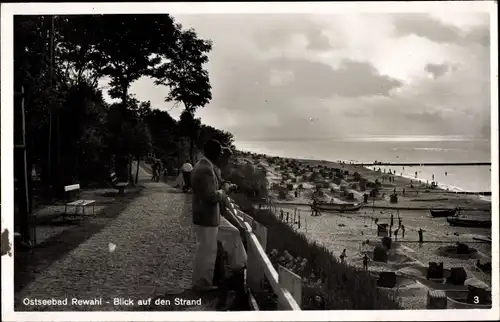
[204,139,222,157]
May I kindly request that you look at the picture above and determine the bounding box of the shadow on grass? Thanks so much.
[95,191,121,198]
[14,188,144,294]
[35,217,82,227]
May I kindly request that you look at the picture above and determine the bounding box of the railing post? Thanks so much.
[278,265,303,309]
[224,198,301,310]
[246,237,265,295]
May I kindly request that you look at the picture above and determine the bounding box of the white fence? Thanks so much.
[222,196,302,310]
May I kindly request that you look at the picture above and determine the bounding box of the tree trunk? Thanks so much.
[118,83,129,172]
[14,149,30,241]
[135,156,140,184]
[189,138,194,164]
[128,156,134,186]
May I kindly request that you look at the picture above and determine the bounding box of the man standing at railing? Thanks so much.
[214,147,247,273]
[190,139,227,292]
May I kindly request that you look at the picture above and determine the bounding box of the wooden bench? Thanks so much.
[110,172,128,195]
[63,184,96,217]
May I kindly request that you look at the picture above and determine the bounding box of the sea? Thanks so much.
[235,135,492,193]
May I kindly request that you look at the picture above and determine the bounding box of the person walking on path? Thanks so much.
[151,160,159,181]
[190,139,226,292]
[155,159,163,182]
[401,224,405,239]
[394,228,399,241]
[418,228,424,243]
[390,213,394,227]
[363,254,369,270]
[340,249,347,264]
[181,160,194,192]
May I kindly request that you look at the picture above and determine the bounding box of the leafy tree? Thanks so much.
[178,110,201,163]
[197,124,235,150]
[57,15,179,170]
[129,101,153,184]
[13,14,227,244]
[153,26,213,113]
[143,108,179,168]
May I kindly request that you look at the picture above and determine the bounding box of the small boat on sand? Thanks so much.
[472,236,492,243]
[430,208,457,218]
[314,202,363,213]
[446,216,491,228]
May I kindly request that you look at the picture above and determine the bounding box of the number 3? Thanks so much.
[474,296,479,304]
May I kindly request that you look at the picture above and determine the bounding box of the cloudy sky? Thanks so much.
[104,10,492,143]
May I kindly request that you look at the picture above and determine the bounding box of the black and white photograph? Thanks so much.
[1,1,498,321]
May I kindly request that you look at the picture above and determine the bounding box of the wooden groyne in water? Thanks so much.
[356,162,491,166]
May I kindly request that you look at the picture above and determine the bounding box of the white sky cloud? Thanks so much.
[106,10,492,142]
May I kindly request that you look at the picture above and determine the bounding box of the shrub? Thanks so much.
[225,162,268,198]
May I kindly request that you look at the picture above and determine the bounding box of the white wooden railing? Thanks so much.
[222,196,302,310]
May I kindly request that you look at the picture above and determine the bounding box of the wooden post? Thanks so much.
[47,15,55,190]
[246,225,267,295]
[15,87,34,244]
[278,265,303,309]
[21,87,29,214]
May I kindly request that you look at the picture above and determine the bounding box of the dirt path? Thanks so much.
[15,165,217,311]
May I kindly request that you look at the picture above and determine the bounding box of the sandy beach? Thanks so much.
[239,153,492,309]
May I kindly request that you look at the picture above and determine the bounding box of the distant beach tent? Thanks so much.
[377,223,389,237]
